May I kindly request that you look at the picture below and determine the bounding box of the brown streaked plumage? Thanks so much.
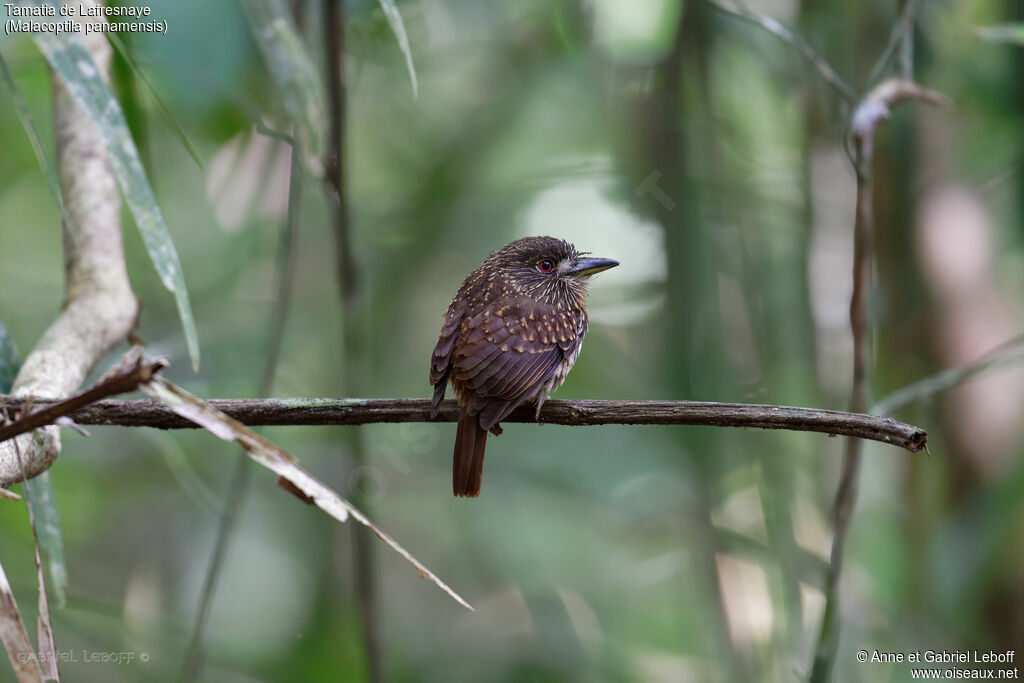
[429,236,618,497]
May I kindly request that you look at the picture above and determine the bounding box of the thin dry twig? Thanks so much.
[705,0,857,104]
[850,79,951,159]
[322,1,382,677]
[866,0,921,86]
[875,333,1024,416]
[809,77,950,682]
[0,358,166,459]
[0,397,928,453]
[325,0,356,307]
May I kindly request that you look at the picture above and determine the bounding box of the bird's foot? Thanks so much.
[534,398,547,425]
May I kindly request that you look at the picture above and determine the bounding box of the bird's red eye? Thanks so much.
[537,259,554,273]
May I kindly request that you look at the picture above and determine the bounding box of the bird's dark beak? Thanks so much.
[563,257,619,278]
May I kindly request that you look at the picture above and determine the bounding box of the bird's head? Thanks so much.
[490,236,619,306]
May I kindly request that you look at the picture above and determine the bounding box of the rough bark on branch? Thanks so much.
[0,398,928,453]
[0,0,139,487]
[0,358,165,452]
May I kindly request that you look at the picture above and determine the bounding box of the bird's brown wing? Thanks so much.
[429,297,466,417]
[451,302,581,431]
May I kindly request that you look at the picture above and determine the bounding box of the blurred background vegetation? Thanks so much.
[1,0,1023,681]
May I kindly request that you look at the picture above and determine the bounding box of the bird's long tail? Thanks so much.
[453,410,487,497]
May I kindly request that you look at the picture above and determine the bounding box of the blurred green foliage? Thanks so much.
[1,0,1023,681]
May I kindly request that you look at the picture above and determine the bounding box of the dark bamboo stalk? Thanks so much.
[323,2,381,679]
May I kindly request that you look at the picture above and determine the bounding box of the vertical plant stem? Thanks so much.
[808,76,948,681]
[324,1,382,680]
[181,145,303,682]
[865,0,919,86]
[809,117,874,683]
[326,0,356,308]
[179,447,250,682]
[897,0,915,78]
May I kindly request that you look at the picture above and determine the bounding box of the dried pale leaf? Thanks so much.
[852,79,951,138]
[15,438,60,680]
[33,571,57,682]
[139,378,473,610]
[0,560,45,683]
[141,380,245,442]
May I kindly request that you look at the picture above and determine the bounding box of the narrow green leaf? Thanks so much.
[0,316,69,610]
[0,316,18,395]
[24,474,68,609]
[105,31,204,169]
[110,30,151,174]
[974,23,1024,45]
[376,0,419,99]
[22,1,200,370]
[243,0,326,177]
[0,52,76,240]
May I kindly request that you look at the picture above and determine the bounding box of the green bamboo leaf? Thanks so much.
[105,31,204,169]
[0,52,76,240]
[0,316,18,395]
[376,0,419,99]
[110,32,151,173]
[243,0,326,177]
[22,1,200,370]
[0,316,69,610]
[974,23,1024,45]
[23,473,68,609]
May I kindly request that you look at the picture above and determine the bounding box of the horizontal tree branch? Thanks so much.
[0,358,166,447]
[0,398,928,453]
